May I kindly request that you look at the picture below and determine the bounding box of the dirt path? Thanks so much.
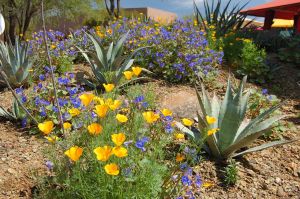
[0,90,46,199]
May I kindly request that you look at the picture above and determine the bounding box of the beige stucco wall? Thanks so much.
[123,7,177,23]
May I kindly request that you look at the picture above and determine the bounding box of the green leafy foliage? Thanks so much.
[278,35,300,65]
[194,0,249,37]
[0,38,33,87]
[237,41,269,82]
[239,28,290,52]
[223,159,238,186]
[177,76,293,159]
[220,32,269,82]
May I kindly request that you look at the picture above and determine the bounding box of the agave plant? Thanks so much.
[176,76,295,159]
[0,38,33,87]
[194,0,250,37]
[0,99,22,121]
[78,32,148,88]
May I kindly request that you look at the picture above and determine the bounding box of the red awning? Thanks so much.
[241,0,300,19]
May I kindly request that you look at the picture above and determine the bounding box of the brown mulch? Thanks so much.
[0,90,46,199]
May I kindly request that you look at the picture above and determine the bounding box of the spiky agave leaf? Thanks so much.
[178,76,294,160]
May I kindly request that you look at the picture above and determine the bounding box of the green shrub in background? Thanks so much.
[237,40,269,83]
[239,28,291,52]
[219,32,269,82]
[278,35,300,65]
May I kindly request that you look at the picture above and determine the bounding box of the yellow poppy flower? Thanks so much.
[93,96,105,104]
[79,93,95,107]
[103,83,115,92]
[87,123,103,136]
[206,116,217,125]
[123,71,133,80]
[63,122,72,129]
[143,111,160,124]
[69,108,81,117]
[45,135,59,143]
[106,29,113,35]
[112,146,128,158]
[64,146,83,162]
[176,153,185,162]
[38,121,54,135]
[111,133,126,146]
[161,108,172,117]
[94,105,109,118]
[93,146,112,161]
[104,163,119,175]
[207,128,220,136]
[109,100,121,111]
[116,114,128,123]
[132,66,142,76]
[203,182,214,188]
[182,118,193,126]
[174,133,185,140]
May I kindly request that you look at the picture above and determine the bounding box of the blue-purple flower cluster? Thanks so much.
[15,66,85,127]
[93,18,223,82]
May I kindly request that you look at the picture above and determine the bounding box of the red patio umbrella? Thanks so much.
[240,0,300,33]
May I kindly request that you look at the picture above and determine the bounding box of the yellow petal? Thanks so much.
[111,133,126,146]
[103,83,115,92]
[64,146,83,162]
[79,93,95,107]
[182,118,193,126]
[104,163,119,175]
[94,105,109,118]
[69,108,81,117]
[206,116,217,125]
[116,114,128,123]
[112,146,128,158]
[63,122,72,129]
[87,123,103,135]
[161,108,172,117]
[142,111,160,124]
[38,121,54,135]
[132,67,142,76]
[123,71,133,80]
[93,146,112,161]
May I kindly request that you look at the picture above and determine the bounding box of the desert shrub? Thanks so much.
[237,40,269,82]
[219,32,269,82]
[278,35,300,65]
[239,28,291,52]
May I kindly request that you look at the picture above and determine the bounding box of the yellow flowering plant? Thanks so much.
[39,85,187,199]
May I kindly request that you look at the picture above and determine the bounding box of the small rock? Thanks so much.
[7,168,17,174]
[275,177,281,184]
[277,187,286,197]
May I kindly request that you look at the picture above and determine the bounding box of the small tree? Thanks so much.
[104,0,120,18]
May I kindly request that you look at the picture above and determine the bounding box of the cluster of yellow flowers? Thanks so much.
[123,66,142,80]
[181,116,219,136]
